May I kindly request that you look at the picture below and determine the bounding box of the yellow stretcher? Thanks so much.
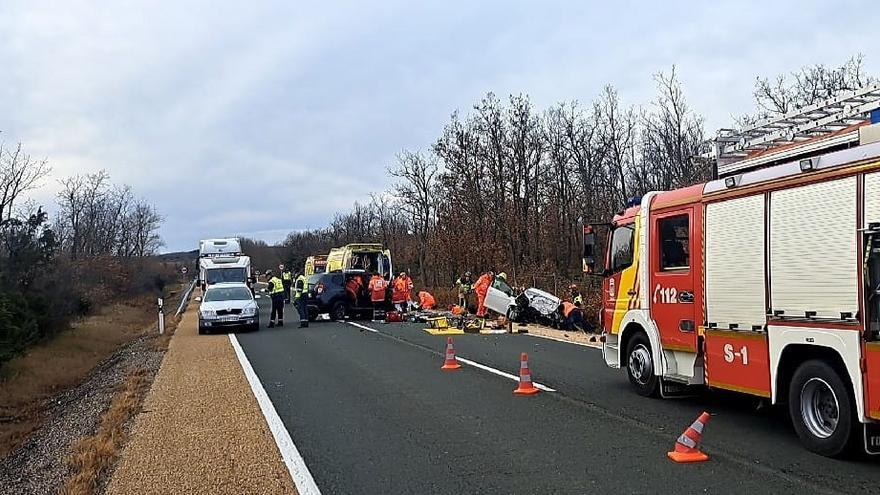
[423,316,465,335]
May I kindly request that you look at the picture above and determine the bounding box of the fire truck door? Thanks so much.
[651,208,698,352]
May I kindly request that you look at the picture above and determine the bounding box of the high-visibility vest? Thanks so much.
[574,294,583,306]
[282,271,292,282]
[368,276,387,302]
[294,275,307,299]
[562,301,576,317]
[418,291,436,309]
[269,277,284,295]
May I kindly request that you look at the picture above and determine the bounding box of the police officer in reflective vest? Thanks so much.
[294,272,309,328]
[266,270,285,328]
[281,265,293,304]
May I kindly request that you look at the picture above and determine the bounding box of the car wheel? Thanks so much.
[330,301,347,321]
[788,359,856,458]
[198,326,207,335]
[249,323,259,332]
[626,332,658,397]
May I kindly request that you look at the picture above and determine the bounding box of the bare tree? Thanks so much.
[633,67,709,193]
[0,142,51,222]
[740,54,876,125]
[389,150,438,283]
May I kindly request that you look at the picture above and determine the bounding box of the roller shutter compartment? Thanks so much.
[705,194,767,330]
[769,176,857,319]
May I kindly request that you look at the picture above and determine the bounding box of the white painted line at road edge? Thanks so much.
[526,332,601,350]
[229,334,321,495]
[347,321,555,392]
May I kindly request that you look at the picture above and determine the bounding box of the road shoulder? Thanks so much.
[105,312,296,495]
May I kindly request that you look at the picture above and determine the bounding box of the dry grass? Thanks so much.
[0,283,187,459]
[0,297,157,459]
[60,368,152,495]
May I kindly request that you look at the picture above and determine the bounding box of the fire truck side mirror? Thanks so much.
[583,226,597,274]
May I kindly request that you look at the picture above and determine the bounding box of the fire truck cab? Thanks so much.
[584,85,880,457]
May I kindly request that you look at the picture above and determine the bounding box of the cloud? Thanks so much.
[1,0,877,251]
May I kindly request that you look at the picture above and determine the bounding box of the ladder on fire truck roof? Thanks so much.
[708,82,880,177]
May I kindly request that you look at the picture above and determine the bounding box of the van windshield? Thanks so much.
[206,268,247,284]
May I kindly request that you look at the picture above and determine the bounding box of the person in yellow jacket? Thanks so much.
[294,272,309,328]
[281,265,293,304]
[266,269,285,328]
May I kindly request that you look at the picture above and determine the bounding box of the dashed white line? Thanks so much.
[347,321,378,333]
[229,334,321,495]
[346,321,556,392]
[455,356,556,392]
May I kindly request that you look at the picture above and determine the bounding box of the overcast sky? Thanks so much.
[1,0,876,252]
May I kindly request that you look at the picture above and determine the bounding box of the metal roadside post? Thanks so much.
[158,297,165,335]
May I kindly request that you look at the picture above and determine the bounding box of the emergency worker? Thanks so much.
[455,272,472,311]
[569,284,584,306]
[281,266,293,304]
[368,273,387,320]
[473,271,494,317]
[266,269,285,328]
[294,271,309,328]
[392,272,409,312]
[417,290,436,310]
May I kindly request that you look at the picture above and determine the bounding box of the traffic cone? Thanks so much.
[513,352,540,395]
[440,337,461,371]
[667,412,711,463]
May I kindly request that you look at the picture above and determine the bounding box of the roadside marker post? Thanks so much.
[158,297,165,335]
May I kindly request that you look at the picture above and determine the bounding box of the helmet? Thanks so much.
[497,272,507,280]
[265,269,273,276]
[464,271,471,277]
[569,283,578,290]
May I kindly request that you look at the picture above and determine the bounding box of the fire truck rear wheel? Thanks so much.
[788,359,856,458]
[626,332,658,397]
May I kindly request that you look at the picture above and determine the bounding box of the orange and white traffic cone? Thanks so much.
[513,352,540,395]
[667,411,711,463]
[440,337,461,371]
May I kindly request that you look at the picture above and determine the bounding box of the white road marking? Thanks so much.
[347,321,556,392]
[526,332,601,349]
[455,356,556,392]
[347,321,378,333]
[229,334,321,495]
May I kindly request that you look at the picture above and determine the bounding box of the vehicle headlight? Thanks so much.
[242,307,257,316]
[200,309,216,319]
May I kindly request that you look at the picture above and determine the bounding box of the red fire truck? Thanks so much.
[583,84,880,457]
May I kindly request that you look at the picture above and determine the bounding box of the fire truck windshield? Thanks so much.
[608,224,634,273]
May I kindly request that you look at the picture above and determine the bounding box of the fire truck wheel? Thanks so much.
[626,332,658,397]
[788,359,856,458]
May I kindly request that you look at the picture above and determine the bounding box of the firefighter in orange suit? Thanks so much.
[474,271,494,317]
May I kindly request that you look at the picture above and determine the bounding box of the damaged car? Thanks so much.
[483,276,562,326]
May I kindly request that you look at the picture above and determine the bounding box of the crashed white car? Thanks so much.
[483,277,562,323]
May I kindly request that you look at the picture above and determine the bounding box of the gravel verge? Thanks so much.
[105,312,296,494]
[0,333,165,494]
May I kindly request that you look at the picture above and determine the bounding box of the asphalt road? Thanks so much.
[236,296,879,494]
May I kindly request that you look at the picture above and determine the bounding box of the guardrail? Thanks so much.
[175,278,199,317]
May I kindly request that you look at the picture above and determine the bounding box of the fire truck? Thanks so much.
[583,84,880,457]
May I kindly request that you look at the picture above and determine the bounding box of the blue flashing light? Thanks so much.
[626,196,642,208]
[872,109,880,124]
